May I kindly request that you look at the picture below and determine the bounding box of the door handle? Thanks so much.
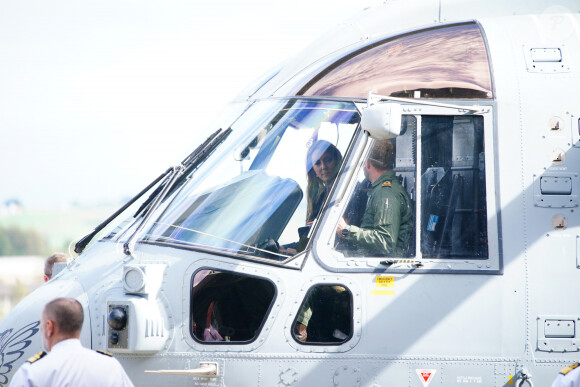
[145,362,218,376]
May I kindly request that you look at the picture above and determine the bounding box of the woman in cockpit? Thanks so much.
[305,140,343,223]
[280,140,343,255]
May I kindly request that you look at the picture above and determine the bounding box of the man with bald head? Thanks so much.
[9,297,134,387]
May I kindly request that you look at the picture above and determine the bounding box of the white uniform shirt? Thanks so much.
[552,363,580,387]
[9,339,134,387]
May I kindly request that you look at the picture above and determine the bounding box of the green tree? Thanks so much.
[0,226,48,256]
[0,231,12,255]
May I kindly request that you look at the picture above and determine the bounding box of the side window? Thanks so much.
[335,117,417,257]
[421,116,487,258]
[333,114,488,260]
[293,284,352,344]
[191,270,275,343]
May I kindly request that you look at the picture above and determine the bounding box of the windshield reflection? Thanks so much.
[142,99,360,261]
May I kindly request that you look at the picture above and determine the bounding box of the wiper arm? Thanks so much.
[132,128,228,219]
[74,128,228,255]
[74,166,173,254]
[123,127,233,256]
[123,165,183,256]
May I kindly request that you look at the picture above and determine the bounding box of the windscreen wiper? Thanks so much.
[166,127,233,198]
[133,127,233,220]
[74,128,229,255]
[73,166,174,255]
[122,165,183,256]
[122,127,232,256]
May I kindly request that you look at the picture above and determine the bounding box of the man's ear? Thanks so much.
[46,319,55,336]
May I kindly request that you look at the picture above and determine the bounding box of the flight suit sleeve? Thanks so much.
[344,188,402,255]
[296,301,313,326]
[297,287,322,326]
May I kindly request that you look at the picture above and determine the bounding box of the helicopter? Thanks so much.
[2,0,580,386]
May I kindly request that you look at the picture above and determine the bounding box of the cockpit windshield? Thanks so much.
[142,99,360,261]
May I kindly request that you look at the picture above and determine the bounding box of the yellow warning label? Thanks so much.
[376,276,395,288]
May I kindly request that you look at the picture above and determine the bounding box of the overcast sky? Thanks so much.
[0,0,367,209]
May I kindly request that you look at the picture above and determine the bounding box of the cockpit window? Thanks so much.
[190,270,275,343]
[299,23,492,99]
[142,99,360,261]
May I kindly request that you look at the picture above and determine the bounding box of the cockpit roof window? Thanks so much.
[299,23,492,99]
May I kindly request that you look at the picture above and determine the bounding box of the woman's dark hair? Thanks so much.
[305,140,343,222]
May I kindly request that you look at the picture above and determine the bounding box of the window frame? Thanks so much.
[182,261,282,352]
[284,276,363,353]
[312,103,501,274]
[291,283,354,346]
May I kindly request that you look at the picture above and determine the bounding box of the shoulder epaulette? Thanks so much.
[381,180,392,187]
[96,350,113,357]
[26,351,46,364]
[560,362,580,375]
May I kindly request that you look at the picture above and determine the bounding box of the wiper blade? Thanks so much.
[123,165,183,256]
[74,128,228,255]
[167,127,233,197]
[181,128,225,166]
[132,128,227,219]
[123,127,232,256]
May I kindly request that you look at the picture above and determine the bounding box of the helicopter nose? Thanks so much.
[0,279,90,382]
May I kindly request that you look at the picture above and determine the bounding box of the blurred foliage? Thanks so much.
[0,204,118,257]
[0,226,49,256]
[11,280,29,303]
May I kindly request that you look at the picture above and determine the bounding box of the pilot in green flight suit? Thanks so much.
[337,140,413,256]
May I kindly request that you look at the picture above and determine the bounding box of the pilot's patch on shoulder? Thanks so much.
[382,180,392,187]
[26,351,46,364]
[560,362,580,375]
[96,350,113,357]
